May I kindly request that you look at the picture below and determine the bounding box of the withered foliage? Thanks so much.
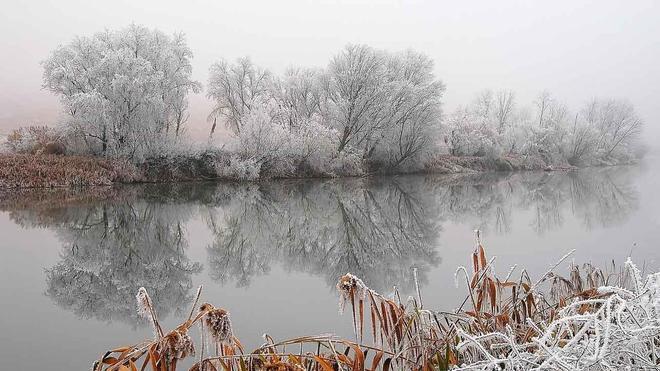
[93,235,654,371]
[0,154,141,188]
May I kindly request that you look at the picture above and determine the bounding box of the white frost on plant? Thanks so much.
[336,273,369,315]
[454,259,660,370]
[136,287,162,340]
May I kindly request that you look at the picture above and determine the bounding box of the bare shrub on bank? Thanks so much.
[5,126,64,155]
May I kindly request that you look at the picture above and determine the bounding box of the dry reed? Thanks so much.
[92,232,659,370]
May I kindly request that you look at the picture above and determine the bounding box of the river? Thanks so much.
[1,163,658,369]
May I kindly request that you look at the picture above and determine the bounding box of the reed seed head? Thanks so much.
[160,328,195,361]
[200,303,233,345]
[136,287,153,320]
[136,286,162,339]
[337,273,368,314]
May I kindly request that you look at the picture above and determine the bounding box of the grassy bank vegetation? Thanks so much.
[0,154,141,188]
[92,235,660,371]
[0,24,646,188]
[0,150,571,189]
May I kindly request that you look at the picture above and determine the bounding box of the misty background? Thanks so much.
[1,0,658,145]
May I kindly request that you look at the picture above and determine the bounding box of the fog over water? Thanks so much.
[1,0,658,145]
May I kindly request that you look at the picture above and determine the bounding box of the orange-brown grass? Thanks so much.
[93,235,633,371]
[95,287,402,371]
[0,186,121,211]
[0,154,141,188]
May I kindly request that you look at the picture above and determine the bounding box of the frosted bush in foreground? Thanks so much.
[455,258,660,370]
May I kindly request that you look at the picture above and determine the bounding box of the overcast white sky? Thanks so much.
[1,0,658,143]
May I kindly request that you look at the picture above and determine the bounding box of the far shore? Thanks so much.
[0,152,595,190]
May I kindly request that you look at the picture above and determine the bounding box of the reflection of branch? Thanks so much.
[205,178,440,293]
[36,196,203,326]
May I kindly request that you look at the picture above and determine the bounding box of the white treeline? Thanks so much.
[38,25,645,174]
[42,24,201,159]
[444,89,644,165]
[207,44,446,176]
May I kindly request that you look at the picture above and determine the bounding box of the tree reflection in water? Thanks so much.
[3,186,204,325]
[425,167,638,235]
[0,166,640,324]
[205,177,442,292]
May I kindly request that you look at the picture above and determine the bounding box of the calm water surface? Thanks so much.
[1,163,659,369]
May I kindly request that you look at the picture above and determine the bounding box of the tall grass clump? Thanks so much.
[92,233,660,370]
[0,154,141,188]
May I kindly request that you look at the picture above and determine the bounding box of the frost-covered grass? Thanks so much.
[452,257,660,370]
[91,234,660,371]
[0,154,141,188]
[0,149,574,188]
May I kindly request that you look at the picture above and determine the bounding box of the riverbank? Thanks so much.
[0,152,579,189]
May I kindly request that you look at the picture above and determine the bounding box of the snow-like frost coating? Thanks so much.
[455,260,660,370]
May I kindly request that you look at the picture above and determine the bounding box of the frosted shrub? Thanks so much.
[327,151,364,177]
[455,258,660,370]
[444,108,502,157]
[5,126,62,154]
[520,124,566,163]
[295,121,362,176]
[298,123,335,170]
[229,104,367,178]
[216,155,261,181]
[234,105,297,178]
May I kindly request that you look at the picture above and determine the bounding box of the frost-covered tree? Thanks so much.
[207,45,444,176]
[443,89,519,157]
[586,98,643,160]
[563,111,598,165]
[444,106,500,157]
[270,67,325,131]
[42,24,200,159]
[324,45,444,167]
[207,57,271,135]
[443,89,511,157]
[534,91,569,129]
[443,88,643,165]
[370,50,445,168]
[323,45,390,154]
[519,91,569,162]
[495,90,515,134]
